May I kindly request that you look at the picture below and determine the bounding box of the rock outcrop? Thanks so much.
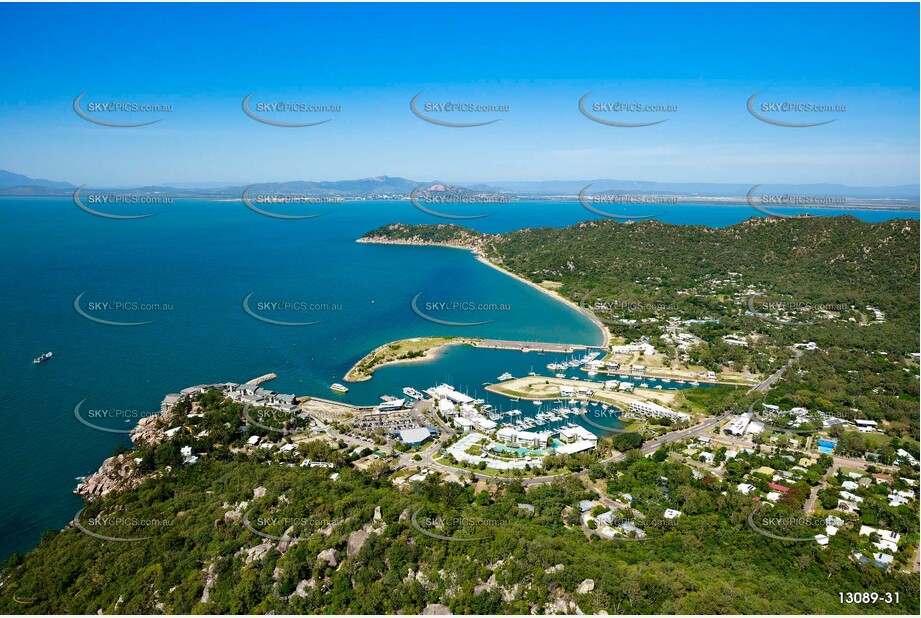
[422,603,452,615]
[74,454,137,499]
[317,548,339,567]
[577,579,595,594]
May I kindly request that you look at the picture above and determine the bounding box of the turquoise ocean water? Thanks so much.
[0,196,914,558]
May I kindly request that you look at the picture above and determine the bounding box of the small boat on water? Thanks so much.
[33,351,53,364]
[555,373,566,378]
[639,382,650,389]
[498,372,514,381]
[403,387,424,400]
[690,380,700,386]
[528,366,537,376]
[676,379,686,384]
[330,383,349,393]
[532,399,542,405]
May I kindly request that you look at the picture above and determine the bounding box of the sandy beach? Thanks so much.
[472,254,611,348]
[360,236,610,348]
[343,336,475,382]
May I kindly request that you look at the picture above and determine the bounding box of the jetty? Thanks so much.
[474,339,588,354]
[243,373,277,386]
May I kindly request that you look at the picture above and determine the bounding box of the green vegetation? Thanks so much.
[363,217,920,438]
[4,392,916,614]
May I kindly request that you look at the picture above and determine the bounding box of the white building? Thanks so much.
[558,425,598,444]
[453,417,475,432]
[438,398,457,417]
[628,400,689,422]
[555,440,596,455]
[737,483,755,495]
[725,414,751,436]
[611,342,656,356]
[428,384,474,405]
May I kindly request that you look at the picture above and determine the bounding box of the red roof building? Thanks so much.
[768,482,791,493]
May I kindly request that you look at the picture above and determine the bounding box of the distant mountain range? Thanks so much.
[1,169,917,204]
[0,169,75,195]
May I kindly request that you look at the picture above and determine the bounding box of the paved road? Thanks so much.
[602,412,731,465]
[804,462,838,514]
[750,347,803,394]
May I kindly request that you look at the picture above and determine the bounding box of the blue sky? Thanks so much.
[0,2,918,186]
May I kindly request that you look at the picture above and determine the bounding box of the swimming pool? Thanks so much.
[818,439,837,454]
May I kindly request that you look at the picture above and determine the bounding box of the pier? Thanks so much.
[474,339,589,353]
[243,373,278,386]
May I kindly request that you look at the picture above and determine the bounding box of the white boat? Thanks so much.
[532,399,542,405]
[661,378,672,383]
[555,373,566,378]
[690,380,700,386]
[33,351,53,364]
[330,383,349,393]
[498,372,514,381]
[676,379,686,384]
[402,387,424,400]
[639,383,650,389]
[654,385,663,390]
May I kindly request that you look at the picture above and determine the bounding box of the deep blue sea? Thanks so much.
[0,196,914,558]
